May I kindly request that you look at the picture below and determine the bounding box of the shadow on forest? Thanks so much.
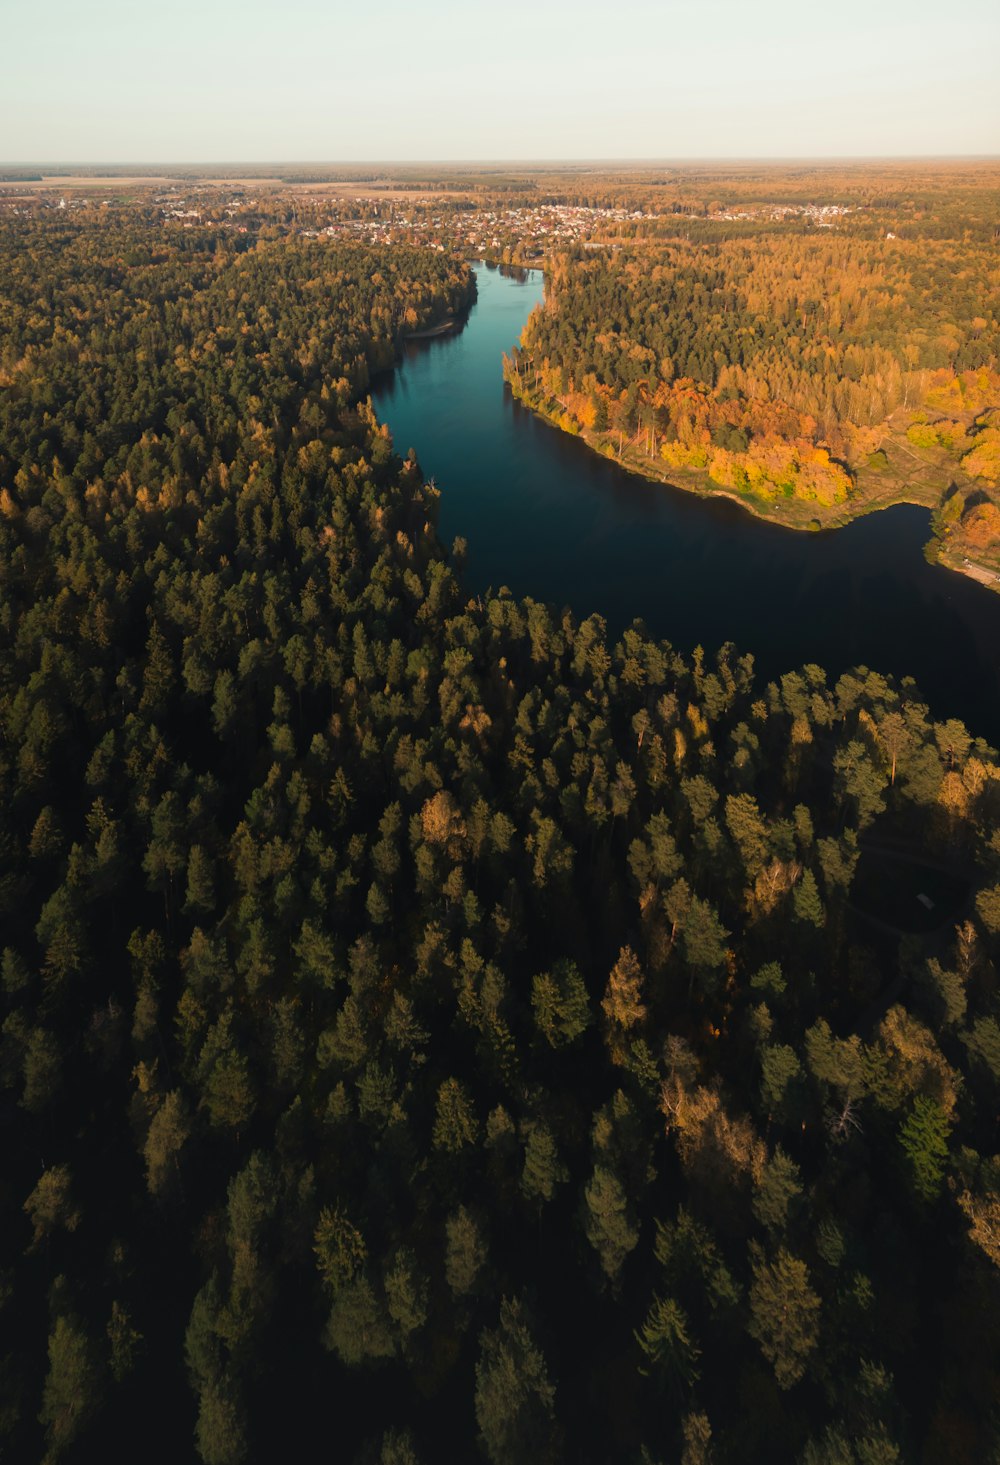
[850,847,971,935]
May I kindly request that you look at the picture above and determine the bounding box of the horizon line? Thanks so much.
[3,153,1000,169]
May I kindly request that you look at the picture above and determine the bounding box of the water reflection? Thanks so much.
[374,266,1000,742]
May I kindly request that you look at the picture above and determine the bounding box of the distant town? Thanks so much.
[0,174,867,264]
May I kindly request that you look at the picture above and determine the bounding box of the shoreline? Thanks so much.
[958,558,1000,588]
[510,385,1000,595]
[406,315,459,340]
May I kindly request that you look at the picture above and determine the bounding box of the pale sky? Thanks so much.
[2,0,998,162]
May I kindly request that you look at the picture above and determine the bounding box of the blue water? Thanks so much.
[373,263,1000,741]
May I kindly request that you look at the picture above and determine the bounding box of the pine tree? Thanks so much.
[793,869,825,927]
[433,1078,478,1153]
[39,1317,99,1462]
[475,1299,557,1465]
[899,1096,951,1202]
[748,1247,821,1389]
[584,1164,639,1283]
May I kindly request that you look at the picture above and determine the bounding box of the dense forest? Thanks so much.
[2,217,1000,1464]
[505,234,1000,575]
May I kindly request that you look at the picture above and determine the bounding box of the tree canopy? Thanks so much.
[0,214,999,1463]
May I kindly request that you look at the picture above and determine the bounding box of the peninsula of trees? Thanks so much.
[504,221,1000,588]
[1,208,1000,1465]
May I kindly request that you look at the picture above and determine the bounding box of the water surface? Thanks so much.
[373,264,1000,741]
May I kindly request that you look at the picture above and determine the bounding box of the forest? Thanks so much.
[1,214,1000,1464]
[504,227,1000,582]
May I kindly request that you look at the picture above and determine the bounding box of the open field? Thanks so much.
[296,181,473,199]
[0,174,185,189]
[0,174,478,200]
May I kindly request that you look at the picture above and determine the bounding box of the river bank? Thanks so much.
[506,377,1000,597]
[373,262,1000,742]
[406,315,460,339]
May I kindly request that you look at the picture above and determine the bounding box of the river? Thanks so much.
[373,263,1000,743]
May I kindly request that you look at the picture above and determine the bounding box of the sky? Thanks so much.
[2,0,998,163]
